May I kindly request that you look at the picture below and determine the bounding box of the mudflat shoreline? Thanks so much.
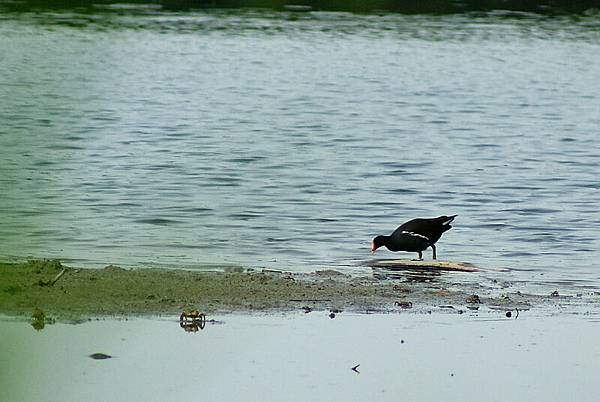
[0,260,596,321]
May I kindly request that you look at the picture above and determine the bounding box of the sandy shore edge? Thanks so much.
[1,260,596,322]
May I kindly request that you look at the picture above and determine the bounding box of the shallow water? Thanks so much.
[2,311,600,402]
[1,6,600,291]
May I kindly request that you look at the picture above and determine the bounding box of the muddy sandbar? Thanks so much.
[0,260,597,320]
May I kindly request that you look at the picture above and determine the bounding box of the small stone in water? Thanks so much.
[89,353,112,360]
[466,294,481,304]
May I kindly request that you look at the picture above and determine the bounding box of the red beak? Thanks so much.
[371,242,376,253]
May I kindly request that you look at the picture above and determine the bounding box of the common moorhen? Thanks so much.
[371,215,457,260]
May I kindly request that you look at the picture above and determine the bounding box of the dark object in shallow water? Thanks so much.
[372,215,457,260]
[180,309,207,332]
[89,353,112,360]
[31,308,46,331]
[466,294,481,304]
[394,301,413,309]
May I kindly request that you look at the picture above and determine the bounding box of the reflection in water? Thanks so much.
[4,313,600,401]
[372,267,443,283]
[31,308,46,331]
[180,310,207,332]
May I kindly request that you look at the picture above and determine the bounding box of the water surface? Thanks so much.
[1,6,600,292]
[2,311,600,402]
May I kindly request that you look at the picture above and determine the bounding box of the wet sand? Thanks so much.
[1,260,598,321]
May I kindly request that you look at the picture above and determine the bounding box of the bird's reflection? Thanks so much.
[372,267,442,283]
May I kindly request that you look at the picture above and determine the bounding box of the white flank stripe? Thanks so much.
[442,217,455,225]
[401,231,430,241]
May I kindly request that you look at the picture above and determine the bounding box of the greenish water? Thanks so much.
[2,312,600,402]
[1,5,600,293]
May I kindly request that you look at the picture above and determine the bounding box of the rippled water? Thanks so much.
[1,6,599,290]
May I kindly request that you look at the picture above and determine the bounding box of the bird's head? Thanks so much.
[371,235,386,253]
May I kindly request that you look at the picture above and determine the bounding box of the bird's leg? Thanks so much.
[417,251,423,260]
[431,244,437,260]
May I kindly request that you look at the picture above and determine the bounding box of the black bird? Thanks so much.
[371,215,457,260]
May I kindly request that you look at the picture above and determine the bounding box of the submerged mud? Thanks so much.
[0,260,598,321]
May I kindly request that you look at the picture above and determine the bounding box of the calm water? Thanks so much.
[1,6,600,290]
[3,312,600,401]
